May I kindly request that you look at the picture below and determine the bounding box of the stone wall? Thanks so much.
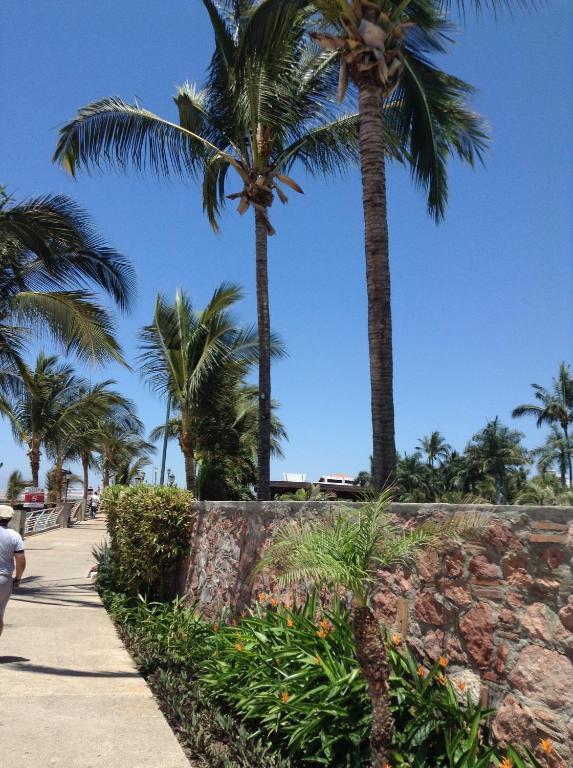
[181,501,573,766]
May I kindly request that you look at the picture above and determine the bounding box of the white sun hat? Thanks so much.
[0,505,14,520]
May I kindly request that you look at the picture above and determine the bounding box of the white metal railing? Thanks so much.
[69,500,85,524]
[24,506,62,535]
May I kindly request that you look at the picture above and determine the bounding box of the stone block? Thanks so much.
[415,593,452,626]
[460,604,494,669]
[510,646,573,710]
[522,602,557,643]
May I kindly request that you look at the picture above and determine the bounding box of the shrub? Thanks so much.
[104,593,544,768]
[103,484,195,599]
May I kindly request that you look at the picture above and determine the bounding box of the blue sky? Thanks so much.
[1,1,571,489]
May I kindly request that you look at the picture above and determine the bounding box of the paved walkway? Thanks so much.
[0,519,190,768]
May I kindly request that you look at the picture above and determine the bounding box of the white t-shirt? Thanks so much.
[0,526,24,576]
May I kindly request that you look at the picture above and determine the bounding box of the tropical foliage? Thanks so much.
[102,590,544,768]
[256,491,487,766]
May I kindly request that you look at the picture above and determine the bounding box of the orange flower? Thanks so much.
[234,642,244,652]
[383,763,391,768]
[269,596,279,608]
[417,666,427,678]
[499,758,513,768]
[438,656,449,668]
[316,628,328,639]
[287,617,294,628]
[258,591,267,603]
[454,680,466,692]
[436,673,447,686]
[539,739,553,754]
[280,691,289,703]
[319,619,330,629]
[391,634,402,646]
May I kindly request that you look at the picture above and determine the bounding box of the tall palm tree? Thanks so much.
[139,284,266,491]
[53,0,359,499]
[465,417,528,504]
[417,430,451,468]
[512,362,573,486]
[0,190,134,378]
[257,490,486,767]
[308,0,495,490]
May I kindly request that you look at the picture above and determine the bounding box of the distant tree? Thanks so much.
[515,474,566,506]
[6,470,28,505]
[417,431,451,468]
[512,363,573,486]
[139,285,272,492]
[465,418,529,504]
[531,425,572,488]
[396,452,433,501]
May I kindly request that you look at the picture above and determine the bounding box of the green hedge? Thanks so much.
[103,484,195,599]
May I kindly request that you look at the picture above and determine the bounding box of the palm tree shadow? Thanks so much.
[0,656,30,664]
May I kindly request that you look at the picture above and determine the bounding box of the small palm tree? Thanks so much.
[257,489,486,767]
[512,363,573,486]
[93,419,153,488]
[6,470,29,505]
[53,0,359,499]
[417,431,451,468]
[139,285,264,491]
[465,418,529,504]
[45,381,137,501]
[0,190,134,375]
[531,425,572,488]
[6,353,79,486]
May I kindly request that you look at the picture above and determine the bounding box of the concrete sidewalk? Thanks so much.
[0,519,190,768]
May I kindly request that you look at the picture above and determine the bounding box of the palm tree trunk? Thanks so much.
[353,606,394,767]
[54,463,63,504]
[255,207,272,501]
[102,464,110,489]
[563,423,572,487]
[29,441,40,487]
[179,431,196,492]
[358,83,396,492]
[82,454,89,501]
[495,473,503,504]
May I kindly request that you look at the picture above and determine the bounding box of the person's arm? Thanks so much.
[13,531,26,588]
[13,552,26,588]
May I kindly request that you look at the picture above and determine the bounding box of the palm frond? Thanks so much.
[10,291,126,366]
[53,98,225,179]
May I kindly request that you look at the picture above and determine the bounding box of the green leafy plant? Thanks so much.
[102,484,194,599]
[256,490,487,766]
[104,592,543,768]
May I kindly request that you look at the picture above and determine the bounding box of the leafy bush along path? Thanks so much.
[102,591,546,768]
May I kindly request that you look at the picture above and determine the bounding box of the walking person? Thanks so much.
[89,488,100,519]
[0,505,26,638]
